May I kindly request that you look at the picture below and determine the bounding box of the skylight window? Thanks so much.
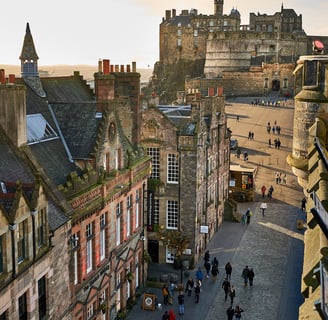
[27,113,58,145]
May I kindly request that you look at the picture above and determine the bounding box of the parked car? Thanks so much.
[230,138,238,150]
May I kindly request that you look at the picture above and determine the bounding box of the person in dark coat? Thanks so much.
[234,305,244,319]
[222,278,231,301]
[226,306,235,320]
[185,276,194,296]
[242,266,250,286]
[248,268,255,286]
[194,281,201,303]
[162,311,169,320]
[229,285,236,306]
[204,250,210,262]
[225,262,232,280]
[204,260,211,279]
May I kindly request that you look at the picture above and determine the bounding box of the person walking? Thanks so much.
[222,278,231,301]
[185,276,194,296]
[248,268,255,286]
[212,257,219,268]
[168,281,176,304]
[225,262,232,280]
[234,305,244,319]
[261,185,266,199]
[245,208,252,225]
[260,201,267,216]
[162,311,169,320]
[194,280,201,303]
[162,284,169,305]
[268,185,274,199]
[168,309,176,320]
[211,263,219,282]
[177,291,185,315]
[226,305,235,320]
[242,266,250,286]
[195,267,204,285]
[204,250,210,263]
[204,260,211,279]
[229,285,236,306]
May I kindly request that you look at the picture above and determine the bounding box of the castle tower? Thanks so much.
[214,0,224,16]
[19,23,39,77]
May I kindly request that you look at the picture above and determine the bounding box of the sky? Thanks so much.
[1,0,327,69]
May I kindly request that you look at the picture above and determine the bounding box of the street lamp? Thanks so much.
[140,230,146,290]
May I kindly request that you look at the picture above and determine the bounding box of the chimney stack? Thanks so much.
[103,59,110,74]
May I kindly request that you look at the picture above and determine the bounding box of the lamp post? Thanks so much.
[140,230,146,290]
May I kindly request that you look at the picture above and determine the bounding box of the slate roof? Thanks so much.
[15,73,99,185]
[48,200,69,231]
[0,131,34,184]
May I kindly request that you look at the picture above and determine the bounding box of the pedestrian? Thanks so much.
[162,284,169,305]
[243,151,248,161]
[229,285,236,306]
[234,305,244,319]
[236,148,241,159]
[275,171,280,184]
[211,263,219,281]
[301,197,307,211]
[168,309,176,320]
[222,278,231,301]
[194,281,201,303]
[177,291,185,315]
[195,267,204,285]
[204,250,210,262]
[260,201,267,216]
[248,268,255,286]
[248,131,251,140]
[162,311,169,320]
[268,138,271,147]
[168,281,176,304]
[268,185,274,199]
[225,262,232,280]
[204,260,211,279]
[251,132,254,140]
[212,257,219,268]
[226,305,235,320]
[245,208,252,225]
[236,115,239,122]
[185,276,194,296]
[261,185,266,198]
[241,266,250,286]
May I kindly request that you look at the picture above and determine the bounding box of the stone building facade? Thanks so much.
[0,23,151,320]
[287,55,328,319]
[141,90,230,265]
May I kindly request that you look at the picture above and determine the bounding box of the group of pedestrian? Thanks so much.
[241,265,255,287]
[162,309,177,320]
[248,131,254,140]
[273,137,281,149]
[241,208,252,225]
[275,171,287,184]
[226,305,244,320]
[163,252,248,319]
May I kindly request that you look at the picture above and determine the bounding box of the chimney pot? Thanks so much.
[103,59,110,74]
[8,74,15,84]
[0,69,5,84]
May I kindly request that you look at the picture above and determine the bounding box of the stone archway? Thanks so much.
[272,79,280,91]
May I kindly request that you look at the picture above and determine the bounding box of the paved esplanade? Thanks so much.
[127,98,304,320]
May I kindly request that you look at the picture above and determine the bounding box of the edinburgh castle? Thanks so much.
[146,1,328,104]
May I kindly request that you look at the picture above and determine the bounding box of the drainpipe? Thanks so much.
[31,209,37,260]
[8,223,17,278]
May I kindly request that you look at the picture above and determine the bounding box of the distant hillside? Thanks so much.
[0,64,153,83]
